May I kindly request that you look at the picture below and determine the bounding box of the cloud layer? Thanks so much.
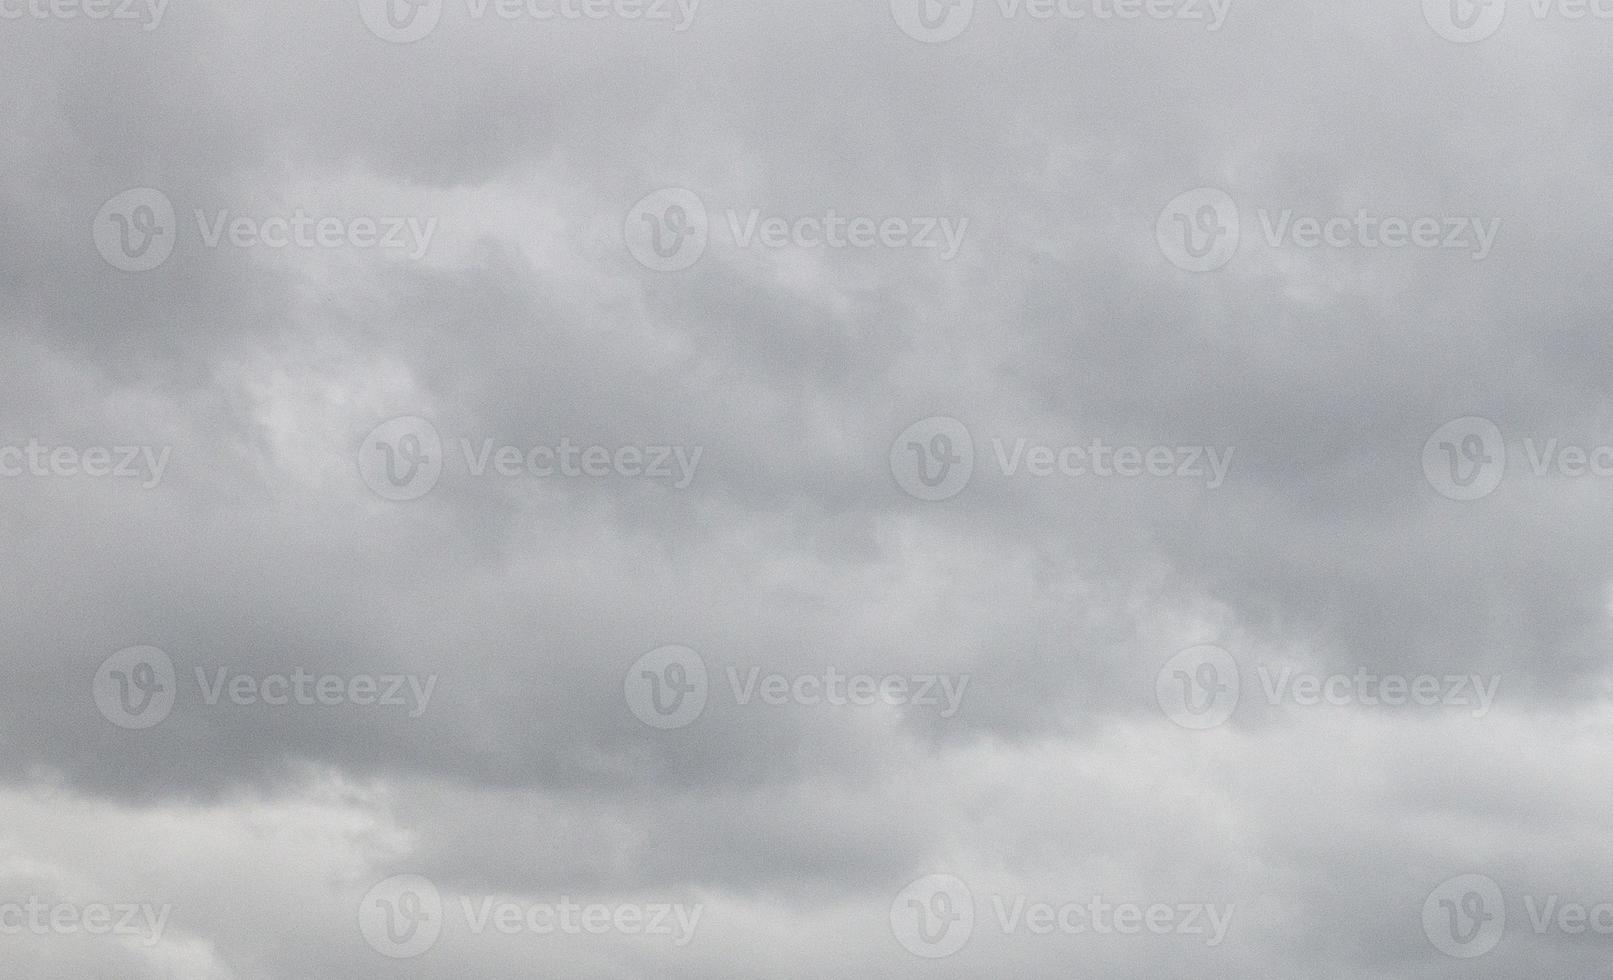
[3,0,1612,975]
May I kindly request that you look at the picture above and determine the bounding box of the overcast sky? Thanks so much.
[4,0,1613,976]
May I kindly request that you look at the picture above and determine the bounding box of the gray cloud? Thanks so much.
[2,0,1611,975]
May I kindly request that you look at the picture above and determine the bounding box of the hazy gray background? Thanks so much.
[3,0,1612,975]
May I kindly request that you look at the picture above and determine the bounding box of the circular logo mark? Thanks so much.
[1156,644,1240,730]
[360,874,443,958]
[1423,0,1506,43]
[93,188,176,273]
[358,417,444,502]
[890,0,975,43]
[1423,873,1505,958]
[890,417,974,502]
[94,646,177,730]
[625,645,709,730]
[1423,417,1505,501]
[891,874,974,958]
[625,188,709,272]
[1156,188,1240,272]
[359,0,443,42]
